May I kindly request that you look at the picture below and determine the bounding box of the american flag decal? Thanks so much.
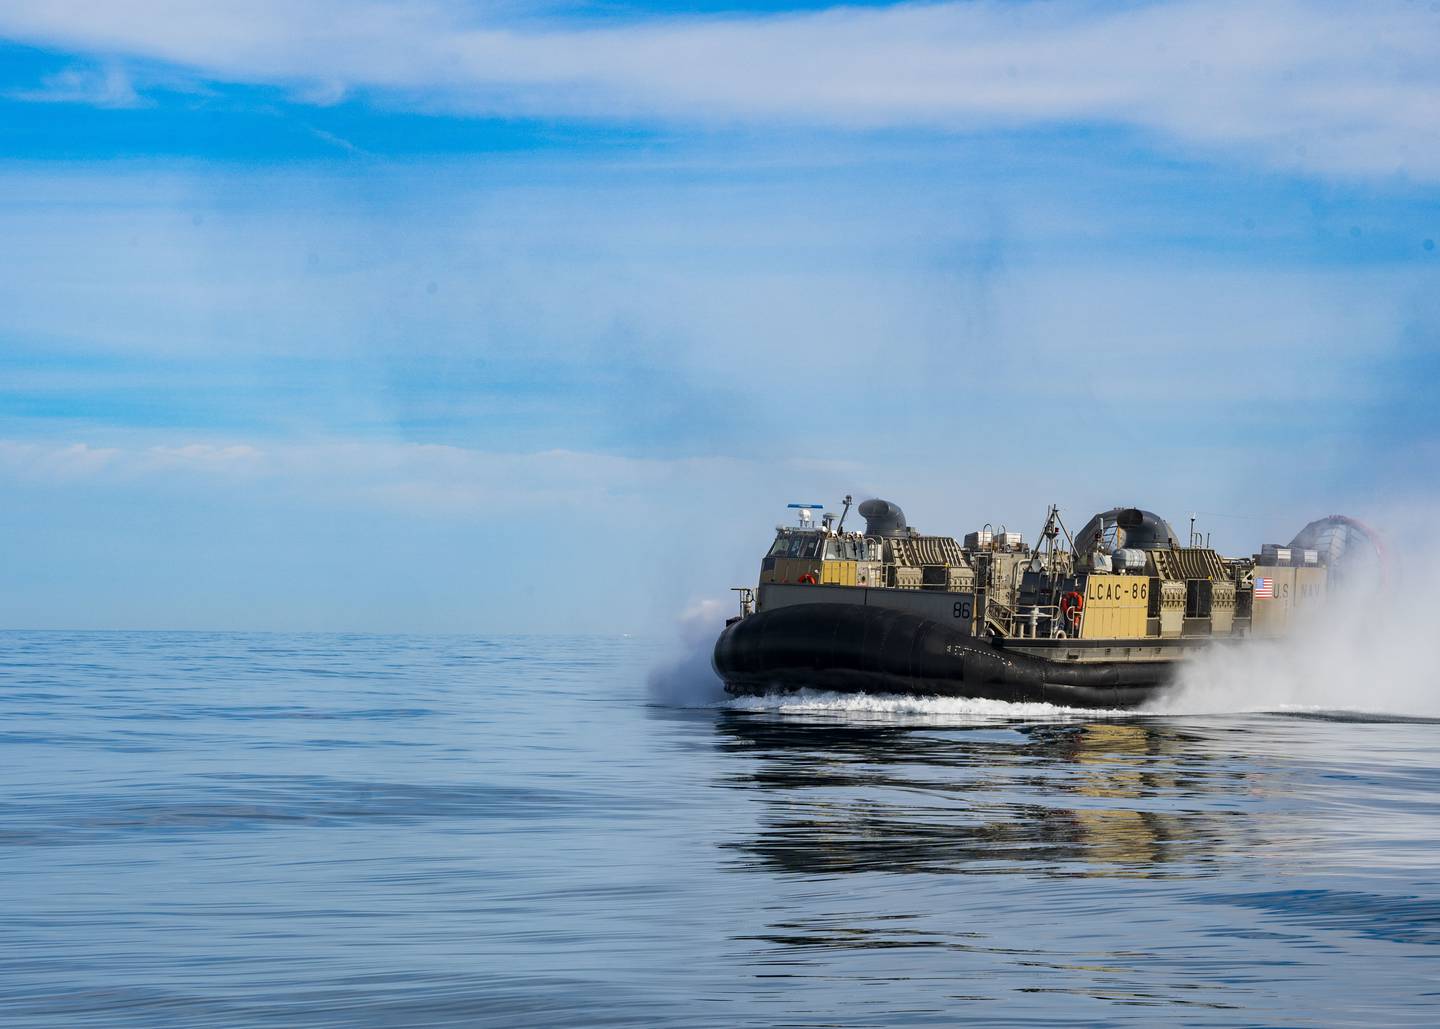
[1254,576,1274,599]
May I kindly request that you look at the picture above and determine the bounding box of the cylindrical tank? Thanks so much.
[1113,548,1148,572]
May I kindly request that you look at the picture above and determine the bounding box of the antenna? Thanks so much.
[836,495,853,532]
[787,502,824,528]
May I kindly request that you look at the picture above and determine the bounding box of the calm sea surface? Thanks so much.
[1,631,1438,1027]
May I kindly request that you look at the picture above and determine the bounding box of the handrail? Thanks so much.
[989,599,1069,640]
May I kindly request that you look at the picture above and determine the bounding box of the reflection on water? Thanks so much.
[715,713,1253,878]
[702,702,1440,1024]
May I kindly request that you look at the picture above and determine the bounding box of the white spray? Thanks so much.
[1148,536,1440,717]
[645,597,729,706]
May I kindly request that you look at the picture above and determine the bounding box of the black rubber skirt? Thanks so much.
[712,603,1176,708]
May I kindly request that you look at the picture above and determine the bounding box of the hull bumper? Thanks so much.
[713,603,1175,709]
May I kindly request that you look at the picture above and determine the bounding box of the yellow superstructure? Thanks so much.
[760,557,858,586]
[760,557,815,584]
[748,502,1356,649]
[820,560,858,586]
[1078,574,1149,639]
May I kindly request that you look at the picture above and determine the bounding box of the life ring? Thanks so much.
[1060,591,1084,624]
[797,573,818,585]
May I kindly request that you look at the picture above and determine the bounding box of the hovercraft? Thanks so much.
[712,498,1378,708]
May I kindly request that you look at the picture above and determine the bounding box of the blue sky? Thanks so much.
[0,0,1436,631]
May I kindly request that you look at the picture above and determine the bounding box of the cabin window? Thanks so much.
[822,539,861,560]
[768,535,821,559]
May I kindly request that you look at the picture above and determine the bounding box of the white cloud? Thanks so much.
[143,442,264,470]
[7,63,142,107]
[0,0,1437,178]
[0,435,840,514]
[0,424,1404,559]
[0,440,122,479]
[0,158,1430,494]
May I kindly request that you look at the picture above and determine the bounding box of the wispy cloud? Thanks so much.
[0,158,1432,474]
[7,63,142,107]
[0,440,121,480]
[303,124,366,155]
[0,434,861,630]
[0,1,1437,178]
[0,435,855,524]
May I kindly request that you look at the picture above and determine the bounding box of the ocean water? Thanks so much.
[1,631,1438,1027]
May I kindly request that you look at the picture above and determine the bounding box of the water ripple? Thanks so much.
[1,631,1437,1027]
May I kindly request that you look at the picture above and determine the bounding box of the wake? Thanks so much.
[721,688,1094,723]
